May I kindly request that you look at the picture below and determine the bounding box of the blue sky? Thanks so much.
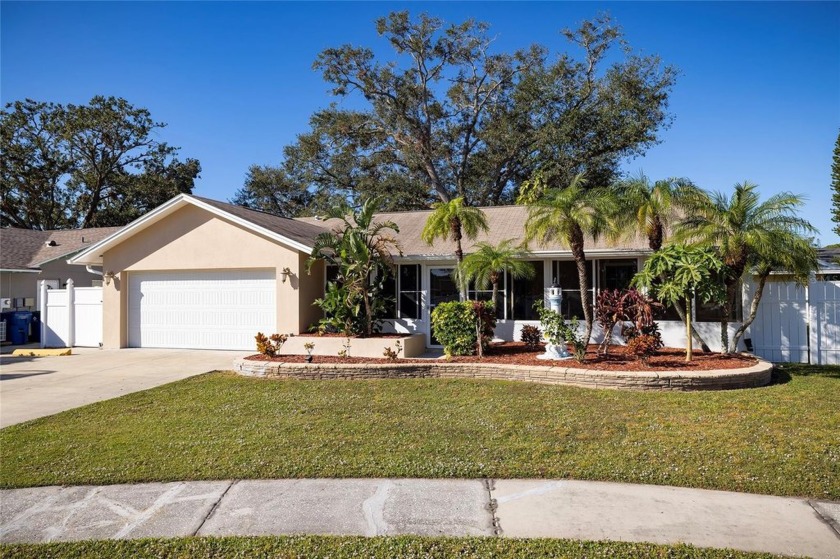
[2,1,838,243]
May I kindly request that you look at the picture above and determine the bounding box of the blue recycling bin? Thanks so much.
[10,311,33,345]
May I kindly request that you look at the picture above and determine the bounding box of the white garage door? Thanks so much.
[129,270,276,350]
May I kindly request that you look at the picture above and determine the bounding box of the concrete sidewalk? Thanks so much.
[1,479,838,557]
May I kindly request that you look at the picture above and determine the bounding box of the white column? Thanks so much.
[39,280,48,349]
[66,278,75,348]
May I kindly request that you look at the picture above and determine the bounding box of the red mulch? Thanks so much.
[294,333,408,338]
[246,341,757,371]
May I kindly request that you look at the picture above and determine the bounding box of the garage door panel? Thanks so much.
[129,270,276,350]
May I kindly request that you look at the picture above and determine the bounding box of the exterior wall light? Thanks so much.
[280,267,292,283]
[103,271,117,286]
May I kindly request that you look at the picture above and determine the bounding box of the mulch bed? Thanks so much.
[246,342,758,372]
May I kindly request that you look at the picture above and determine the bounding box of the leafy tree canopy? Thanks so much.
[235,11,676,214]
[1,96,200,229]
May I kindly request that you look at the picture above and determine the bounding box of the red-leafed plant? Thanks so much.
[595,288,662,357]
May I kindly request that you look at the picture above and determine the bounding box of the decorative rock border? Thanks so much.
[232,357,774,391]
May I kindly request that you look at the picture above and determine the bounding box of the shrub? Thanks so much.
[596,289,663,357]
[627,334,661,363]
[520,325,542,349]
[255,332,289,357]
[431,301,496,357]
[534,301,584,361]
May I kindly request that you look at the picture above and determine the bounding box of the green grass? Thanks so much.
[0,535,791,558]
[1,364,838,499]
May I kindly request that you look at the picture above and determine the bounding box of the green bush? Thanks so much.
[431,300,496,357]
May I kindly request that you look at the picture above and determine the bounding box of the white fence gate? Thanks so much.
[748,275,840,364]
[808,277,840,364]
[40,279,103,348]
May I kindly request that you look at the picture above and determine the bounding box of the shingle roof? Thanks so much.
[296,205,650,258]
[194,197,329,249]
[1,227,122,270]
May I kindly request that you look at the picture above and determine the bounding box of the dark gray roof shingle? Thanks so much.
[194,197,328,249]
[1,227,122,270]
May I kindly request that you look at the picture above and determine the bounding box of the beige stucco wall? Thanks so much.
[100,204,319,348]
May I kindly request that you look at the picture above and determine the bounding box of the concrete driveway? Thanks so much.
[0,348,246,428]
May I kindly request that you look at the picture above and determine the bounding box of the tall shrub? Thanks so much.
[431,301,496,357]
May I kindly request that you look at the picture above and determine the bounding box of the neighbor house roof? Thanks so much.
[0,227,122,271]
[296,205,650,259]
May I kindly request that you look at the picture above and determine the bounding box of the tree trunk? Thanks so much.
[673,302,712,352]
[452,216,467,301]
[491,277,499,312]
[569,227,593,346]
[685,295,693,362]
[719,280,739,354]
[731,271,769,353]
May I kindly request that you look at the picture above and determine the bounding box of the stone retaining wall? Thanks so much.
[233,358,774,391]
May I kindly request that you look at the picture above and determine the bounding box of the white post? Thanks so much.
[66,278,75,348]
[39,280,48,349]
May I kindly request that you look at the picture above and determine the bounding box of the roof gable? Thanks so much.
[69,194,329,266]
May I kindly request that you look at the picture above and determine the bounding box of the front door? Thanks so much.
[428,267,459,346]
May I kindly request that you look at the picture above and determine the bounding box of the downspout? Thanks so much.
[86,265,103,277]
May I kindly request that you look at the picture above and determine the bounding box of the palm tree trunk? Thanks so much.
[569,227,593,346]
[731,271,768,353]
[720,280,738,354]
[452,217,466,301]
[491,280,499,311]
[685,295,693,362]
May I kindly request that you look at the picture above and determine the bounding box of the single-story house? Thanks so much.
[63,193,752,352]
[0,227,122,311]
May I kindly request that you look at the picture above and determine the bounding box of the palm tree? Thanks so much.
[460,239,536,310]
[615,173,712,352]
[307,196,402,337]
[674,182,817,353]
[520,172,619,346]
[731,234,817,352]
[421,197,489,299]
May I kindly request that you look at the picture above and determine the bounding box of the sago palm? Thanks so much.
[461,239,536,310]
[674,182,817,353]
[421,197,489,299]
[520,172,619,346]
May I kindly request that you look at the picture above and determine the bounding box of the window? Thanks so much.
[598,259,637,291]
[551,260,592,319]
[381,273,397,318]
[696,284,740,322]
[398,264,421,319]
[468,277,505,319]
[507,261,544,320]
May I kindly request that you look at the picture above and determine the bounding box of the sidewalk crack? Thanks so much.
[483,478,501,536]
[807,500,840,540]
[192,480,236,536]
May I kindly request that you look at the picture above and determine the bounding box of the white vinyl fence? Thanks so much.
[40,279,103,348]
[747,275,840,365]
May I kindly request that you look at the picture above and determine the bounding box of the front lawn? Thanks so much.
[0,535,789,559]
[1,364,837,499]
